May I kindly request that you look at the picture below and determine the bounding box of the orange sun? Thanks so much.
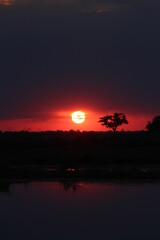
[72,111,85,124]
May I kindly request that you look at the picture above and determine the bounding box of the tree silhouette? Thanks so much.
[146,115,160,132]
[99,113,128,132]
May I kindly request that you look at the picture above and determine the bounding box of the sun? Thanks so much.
[72,111,85,124]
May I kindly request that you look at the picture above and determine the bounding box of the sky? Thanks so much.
[0,0,160,131]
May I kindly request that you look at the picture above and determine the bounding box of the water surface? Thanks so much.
[0,181,160,239]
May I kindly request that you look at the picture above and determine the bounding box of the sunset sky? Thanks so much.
[0,0,160,131]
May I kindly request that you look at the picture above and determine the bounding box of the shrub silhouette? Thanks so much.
[99,113,128,132]
[146,115,160,132]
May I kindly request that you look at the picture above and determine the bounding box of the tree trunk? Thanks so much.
[113,127,117,133]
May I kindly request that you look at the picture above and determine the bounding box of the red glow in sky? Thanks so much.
[0,109,151,132]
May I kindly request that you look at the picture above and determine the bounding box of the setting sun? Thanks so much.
[72,111,85,124]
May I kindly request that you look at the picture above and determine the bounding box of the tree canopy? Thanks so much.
[99,113,128,132]
[146,115,160,132]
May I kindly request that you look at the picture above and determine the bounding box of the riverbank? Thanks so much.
[1,164,160,181]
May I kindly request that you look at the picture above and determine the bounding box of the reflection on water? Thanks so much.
[0,181,84,193]
[0,0,13,5]
[0,181,160,240]
[0,0,129,13]
[59,180,84,192]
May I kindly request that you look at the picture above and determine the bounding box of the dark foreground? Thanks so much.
[1,181,160,240]
[1,164,160,181]
[0,130,160,180]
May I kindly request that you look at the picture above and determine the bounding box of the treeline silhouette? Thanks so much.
[0,130,160,167]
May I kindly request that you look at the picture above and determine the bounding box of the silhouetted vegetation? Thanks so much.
[0,130,159,164]
[146,115,160,132]
[0,130,159,180]
[99,113,128,132]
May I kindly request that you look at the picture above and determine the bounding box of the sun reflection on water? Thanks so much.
[0,0,14,5]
